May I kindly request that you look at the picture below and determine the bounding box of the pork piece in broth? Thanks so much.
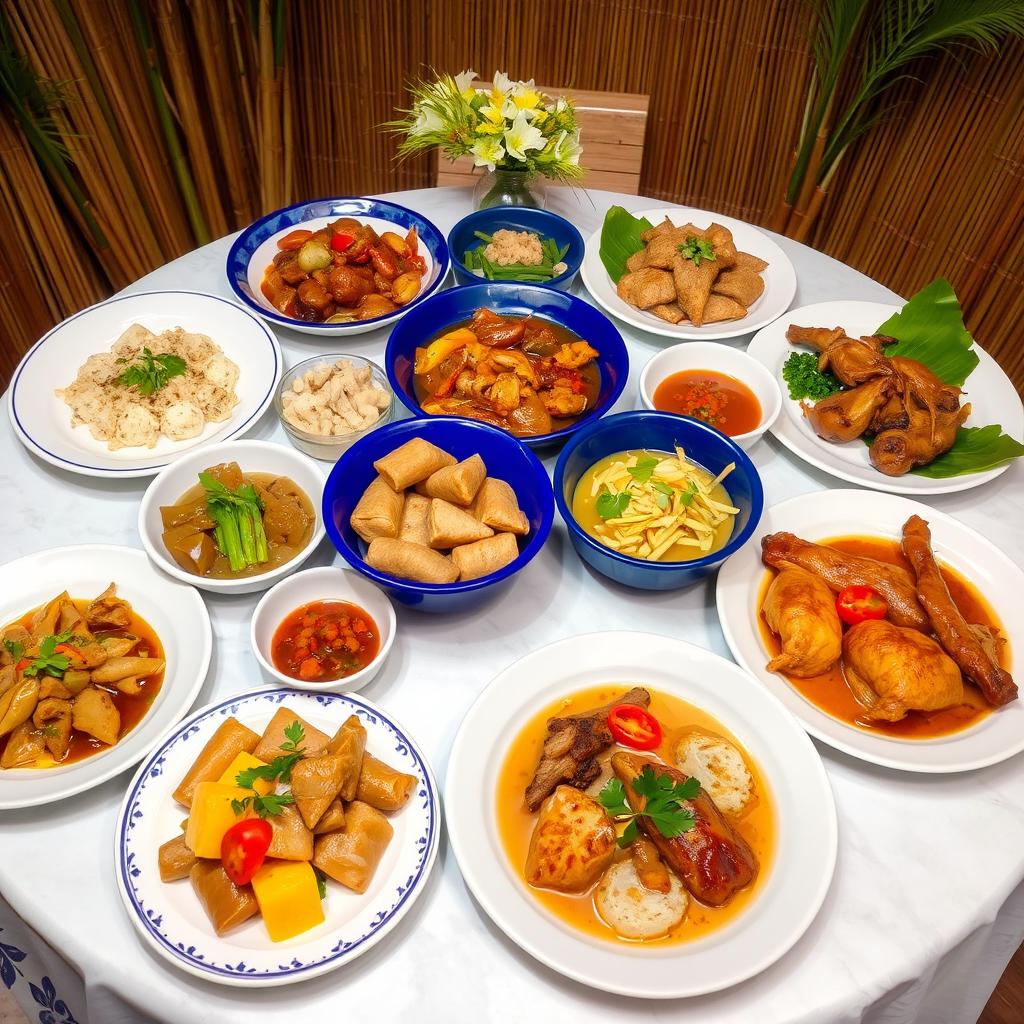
[610,752,757,907]
[524,687,651,811]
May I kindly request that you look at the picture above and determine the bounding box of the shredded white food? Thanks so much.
[483,228,544,267]
[281,359,390,437]
[587,447,738,561]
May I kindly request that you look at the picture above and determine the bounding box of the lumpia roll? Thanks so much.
[172,718,259,808]
[253,707,330,762]
[373,438,455,491]
[450,533,520,581]
[158,833,197,882]
[397,492,431,547]
[350,475,405,544]
[429,499,493,549]
[266,804,314,861]
[419,454,486,506]
[190,861,259,935]
[313,800,394,893]
[355,752,417,811]
[291,754,345,829]
[366,538,460,584]
[326,714,367,800]
[313,798,346,835]
[471,477,529,536]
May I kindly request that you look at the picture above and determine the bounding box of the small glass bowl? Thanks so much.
[275,353,394,462]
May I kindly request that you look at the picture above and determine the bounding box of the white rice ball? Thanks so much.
[675,730,753,817]
[595,859,688,940]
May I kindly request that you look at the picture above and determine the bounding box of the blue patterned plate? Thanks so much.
[114,688,439,986]
[226,197,450,336]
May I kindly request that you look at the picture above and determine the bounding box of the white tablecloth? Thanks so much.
[1,187,1022,1024]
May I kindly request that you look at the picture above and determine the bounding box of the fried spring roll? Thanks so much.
[365,538,460,584]
[190,861,259,935]
[327,714,367,801]
[313,800,393,893]
[172,718,259,808]
[159,834,198,882]
[419,454,486,507]
[397,492,431,547]
[350,475,405,544]
[450,533,519,581]
[373,438,455,491]
[355,753,417,811]
[428,499,493,549]
[471,477,529,536]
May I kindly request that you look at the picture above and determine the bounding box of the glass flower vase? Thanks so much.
[473,166,547,210]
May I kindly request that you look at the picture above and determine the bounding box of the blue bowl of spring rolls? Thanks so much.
[323,417,554,612]
[447,207,585,290]
[385,281,629,449]
[553,410,764,591]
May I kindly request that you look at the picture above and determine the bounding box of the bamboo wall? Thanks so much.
[1,0,1021,389]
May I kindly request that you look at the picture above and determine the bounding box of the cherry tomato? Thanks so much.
[220,818,273,886]
[607,705,663,750]
[835,584,888,626]
[330,231,355,253]
[278,229,312,251]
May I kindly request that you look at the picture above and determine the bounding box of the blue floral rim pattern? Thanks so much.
[117,688,439,981]
[225,197,451,331]
[9,290,280,474]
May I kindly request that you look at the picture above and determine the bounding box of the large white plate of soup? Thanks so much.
[0,545,210,809]
[8,290,282,479]
[716,488,1024,773]
[745,300,1023,495]
[445,631,836,999]
[580,207,797,341]
[114,688,440,986]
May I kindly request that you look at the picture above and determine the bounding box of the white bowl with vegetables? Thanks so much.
[139,440,327,595]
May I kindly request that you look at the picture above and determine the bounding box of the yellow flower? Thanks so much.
[471,136,505,171]
[504,110,546,161]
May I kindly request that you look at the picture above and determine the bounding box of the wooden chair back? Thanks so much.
[434,85,649,194]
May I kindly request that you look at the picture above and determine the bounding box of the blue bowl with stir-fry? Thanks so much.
[448,207,584,290]
[553,411,764,590]
[385,282,628,449]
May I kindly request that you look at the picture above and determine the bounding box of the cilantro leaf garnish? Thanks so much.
[679,482,698,507]
[22,630,75,678]
[232,721,307,815]
[627,456,659,483]
[596,490,630,519]
[598,766,699,848]
[115,348,187,396]
[231,791,295,819]
[3,639,24,662]
[678,236,716,267]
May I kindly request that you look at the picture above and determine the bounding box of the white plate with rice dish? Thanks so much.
[9,290,282,479]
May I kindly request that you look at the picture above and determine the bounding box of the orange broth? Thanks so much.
[757,536,1007,739]
[652,369,762,436]
[495,684,775,946]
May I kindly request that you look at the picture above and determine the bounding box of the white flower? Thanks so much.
[471,136,506,171]
[454,69,477,93]
[411,104,444,137]
[492,70,515,96]
[554,128,583,166]
[503,110,546,162]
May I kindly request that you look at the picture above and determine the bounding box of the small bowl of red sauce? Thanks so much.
[638,342,781,451]
[250,566,396,692]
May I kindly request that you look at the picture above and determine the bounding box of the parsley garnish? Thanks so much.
[598,767,700,849]
[596,490,630,519]
[678,236,716,267]
[627,456,659,483]
[3,639,24,662]
[22,631,74,678]
[115,348,187,396]
[232,721,306,818]
[781,351,841,402]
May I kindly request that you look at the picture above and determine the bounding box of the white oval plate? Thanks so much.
[746,300,1024,495]
[115,688,440,986]
[445,631,837,999]
[580,207,797,341]
[9,290,282,478]
[0,545,211,809]
[716,488,1024,772]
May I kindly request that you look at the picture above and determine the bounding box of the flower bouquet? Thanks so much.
[386,70,584,209]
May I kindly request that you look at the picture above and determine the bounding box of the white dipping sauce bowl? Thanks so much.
[638,342,782,451]
[139,439,326,595]
[251,566,397,692]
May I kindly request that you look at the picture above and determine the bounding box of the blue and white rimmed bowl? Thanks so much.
[8,290,282,479]
[226,197,451,337]
[115,687,440,987]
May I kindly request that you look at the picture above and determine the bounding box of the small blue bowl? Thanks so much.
[385,282,629,449]
[226,196,450,335]
[448,207,585,290]
[323,417,554,613]
[553,411,764,591]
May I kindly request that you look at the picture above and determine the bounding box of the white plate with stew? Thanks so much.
[0,545,211,809]
[114,688,440,986]
[445,631,836,999]
[716,488,1024,772]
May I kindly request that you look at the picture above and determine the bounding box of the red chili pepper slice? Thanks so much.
[330,231,355,253]
[607,705,663,750]
[220,818,273,886]
[835,584,888,626]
